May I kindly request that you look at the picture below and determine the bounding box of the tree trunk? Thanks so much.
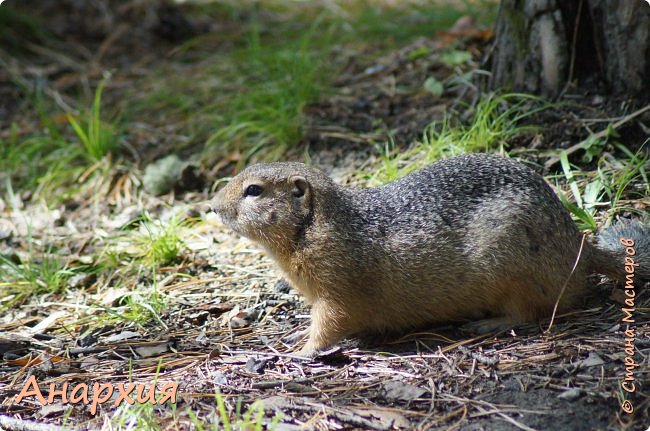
[488,0,650,98]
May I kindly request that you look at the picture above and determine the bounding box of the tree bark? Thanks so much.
[489,0,650,98]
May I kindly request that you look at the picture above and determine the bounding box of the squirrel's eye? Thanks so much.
[244,184,263,197]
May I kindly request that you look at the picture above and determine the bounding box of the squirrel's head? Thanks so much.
[211,162,331,250]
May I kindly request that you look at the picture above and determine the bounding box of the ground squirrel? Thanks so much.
[211,153,650,356]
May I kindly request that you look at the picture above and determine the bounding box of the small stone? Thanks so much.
[381,380,427,402]
[0,219,14,240]
[558,388,583,401]
[580,352,605,368]
[274,279,292,294]
[68,273,95,289]
[246,356,269,374]
[143,155,186,195]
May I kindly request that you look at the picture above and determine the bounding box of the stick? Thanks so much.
[0,415,66,431]
[544,103,650,170]
[546,233,587,333]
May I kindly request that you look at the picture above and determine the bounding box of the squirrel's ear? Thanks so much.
[290,176,309,198]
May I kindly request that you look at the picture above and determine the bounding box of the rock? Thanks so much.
[142,155,204,195]
[143,155,186,195]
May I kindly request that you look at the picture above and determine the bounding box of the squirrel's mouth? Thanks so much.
[214,210,242,236]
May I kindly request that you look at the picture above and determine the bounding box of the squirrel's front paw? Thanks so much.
[295,344,319,358]
[295,336,333,358]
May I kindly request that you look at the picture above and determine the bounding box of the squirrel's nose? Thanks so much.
[210,186,228,215]
[209,199,221,215]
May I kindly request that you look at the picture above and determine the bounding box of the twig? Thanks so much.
[457,345,499,366]
[544,103,650,169]
[251,377,314,390]
[546,233,587,333]
[0,415,66,431]
[263,399,394,431]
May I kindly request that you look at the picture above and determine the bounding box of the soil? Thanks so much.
[0,2,648,431]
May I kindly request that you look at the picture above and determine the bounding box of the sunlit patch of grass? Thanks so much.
[75,212,194,328]
[366,93,548,184]
[202,19,333,162]
[90,210,187,271]
[112,288,168,327]
[67,77,121,161]
[108,385,282,431]
[70,290,167,332]
[187,390,282,431]
[554,142,649,231]
[1,80,119,201]
[126,0,497,167]
[341,1,484,47]
[0,249,75,310]
[132,213,187,267]
[73,267,169,328]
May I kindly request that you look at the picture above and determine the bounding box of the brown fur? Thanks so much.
[211,154,648,356]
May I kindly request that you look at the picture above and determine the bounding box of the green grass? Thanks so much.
[187,390,281,431]
[557,151,600,231]
[1,79,119,201]
[203,18,332,162]
[67,77,120,161]
[365,93,548,184]
[0,90,85,196]
[132,213,187,267]
[112,288,168,326]
[66,283,168,330]
[555,142,649,231]
[3,0,499,197]
[0,247,75,310]
[123,0,497,168]
[73,213,187,327]
[0,132,73,193]
[109,386,280,431]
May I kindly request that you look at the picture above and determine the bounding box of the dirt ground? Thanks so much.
[1,2,649,430]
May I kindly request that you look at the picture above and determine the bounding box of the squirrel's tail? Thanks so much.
[588,219,650,283]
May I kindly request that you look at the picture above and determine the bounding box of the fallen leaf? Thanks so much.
[351,407,410,429]
[381,380,427,402]
[558,388,583,400]
[39,402,66,418]
[423,77,444,97]
[196,302,235,314]
[134,342,170,358]
[246,356,270,374]
[102,331,142,343]
[28,311,67,335]
[579,352,605,368]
